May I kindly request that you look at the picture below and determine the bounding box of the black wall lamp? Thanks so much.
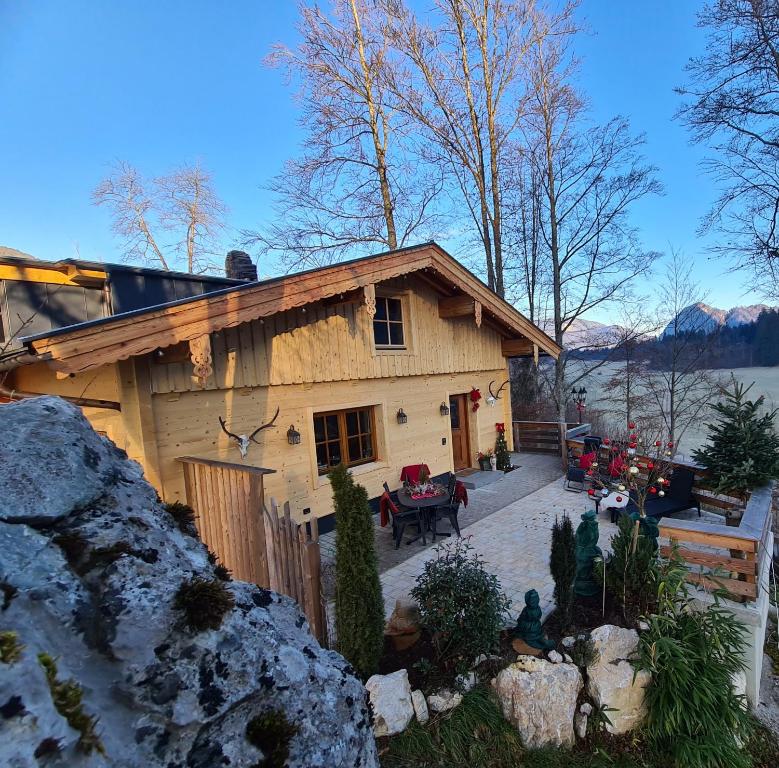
[396,408,408,424]
[286,424,301,445]
[439,402,450,416]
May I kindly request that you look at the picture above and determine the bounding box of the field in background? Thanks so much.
[576,363,779,459]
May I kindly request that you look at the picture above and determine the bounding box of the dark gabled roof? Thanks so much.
[21,242,561,374]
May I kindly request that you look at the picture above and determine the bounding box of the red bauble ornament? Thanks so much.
[628,421,636,429]
[495,422,505,433]
[654,440,661,447]
[667,441,674,448]
[649,486,657,494]
[603,438,610,445]
[629,433,637,441]
[647,462,655,470]
[629,442,637,449]
[587,489,595,496]
[616,496,623,502]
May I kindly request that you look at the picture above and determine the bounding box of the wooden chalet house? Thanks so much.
[1,243,560,529]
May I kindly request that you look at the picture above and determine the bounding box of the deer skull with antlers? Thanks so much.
[486,380,509,407]
[219,407,280,458]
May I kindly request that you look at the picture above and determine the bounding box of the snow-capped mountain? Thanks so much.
[542,318,624,349]
[662,302,775,337]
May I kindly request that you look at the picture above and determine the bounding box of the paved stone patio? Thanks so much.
[377,467,721,624]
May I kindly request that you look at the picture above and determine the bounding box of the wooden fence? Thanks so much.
[565,438,773,602]
[513,420,577,455]
[177,456,326,642]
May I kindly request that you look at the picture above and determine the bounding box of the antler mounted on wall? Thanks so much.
[218,407,280,458]
[486,380,509,406]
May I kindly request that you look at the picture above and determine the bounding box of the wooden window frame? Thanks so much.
[314,406,377,475]
[373,295,406,350]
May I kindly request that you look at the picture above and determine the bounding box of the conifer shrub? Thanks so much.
[494,427,511,471]
[549,514,576,629]
[597,514,659,624]
[38,653,104,755]
[636,550,752,768]
[329,463,384,679]
[411,537,510,672]
[692,378,779,496]
[174,576,235,632]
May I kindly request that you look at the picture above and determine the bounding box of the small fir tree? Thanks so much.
[550,514,576,628]
[494,423,511,472]
[329,463,384,679]
[692,378,779,496]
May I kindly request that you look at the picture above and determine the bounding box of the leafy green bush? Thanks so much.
[411,537,510,671]
[598,514,659,624]
[692,378,779,496]
[550,514,576,629]
[495,427,511,471]
[329,463,384,679]
[636,550,753,768]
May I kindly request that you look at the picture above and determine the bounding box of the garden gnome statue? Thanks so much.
[574,510,602,597]
[515,589,555,650]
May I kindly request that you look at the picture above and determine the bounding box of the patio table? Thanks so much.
[396,487,449,545]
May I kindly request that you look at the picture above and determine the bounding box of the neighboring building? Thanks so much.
[2,242,560,525]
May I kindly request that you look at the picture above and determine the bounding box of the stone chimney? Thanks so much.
[224,250,258,281]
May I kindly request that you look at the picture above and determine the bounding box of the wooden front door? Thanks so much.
[449,394,471,470]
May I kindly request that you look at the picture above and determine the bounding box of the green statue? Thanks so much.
[633,512,660,552]
[515,589,555,650]
[574,510,602,597]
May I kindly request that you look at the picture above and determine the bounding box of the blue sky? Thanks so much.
[0,1,766,319]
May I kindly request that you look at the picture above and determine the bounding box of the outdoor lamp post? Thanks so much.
[572,386,587,424]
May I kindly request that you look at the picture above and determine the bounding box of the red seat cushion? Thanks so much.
[379,491,399,527]
[578,451,596,470]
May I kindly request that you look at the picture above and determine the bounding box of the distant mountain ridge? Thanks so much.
[662,302,776,337]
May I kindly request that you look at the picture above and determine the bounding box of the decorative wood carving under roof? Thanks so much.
[20,242,561,374]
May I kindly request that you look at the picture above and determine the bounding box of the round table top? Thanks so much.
[397,488,449,508]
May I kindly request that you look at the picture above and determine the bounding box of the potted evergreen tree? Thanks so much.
[692,378,779,515]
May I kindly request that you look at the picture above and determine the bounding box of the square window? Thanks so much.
[314,406,377,474]
[373,295,406,348]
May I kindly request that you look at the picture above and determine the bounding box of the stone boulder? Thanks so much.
[411,689,429,724]
[427,689,463,713]
[492,656,583,748]
[365,670,414,736]
[586,624,649,735]
[0,397,378,768]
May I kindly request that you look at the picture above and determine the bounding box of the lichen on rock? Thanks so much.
[0,396,378,767]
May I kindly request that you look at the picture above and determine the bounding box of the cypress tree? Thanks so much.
[692,378,779,496]
[329,463,385,678]
[550,514,576,628]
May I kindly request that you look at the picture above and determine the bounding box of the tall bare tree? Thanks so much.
[255,0,439,269]
[640,250,723,451]
[677,0,779,298]
[520,14,662,427]
[93,161,226,273]
[382,0,544,296]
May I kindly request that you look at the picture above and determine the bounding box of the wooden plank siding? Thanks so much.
[149,277,506,394]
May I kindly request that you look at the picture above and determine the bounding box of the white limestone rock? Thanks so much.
[589,624,639,664]
[587,660,651,734]
[492,656,583,748]
[411,689,429,724]
[427,689,463,713]
[574,711,588,740]
[548,650,563,664]
[366,670,414,737]
[579,702,593,716]
[0,397,379,768]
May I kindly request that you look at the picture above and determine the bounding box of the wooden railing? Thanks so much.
[177,456,326,642]
[513,420,577,455]
[565,438,774,602]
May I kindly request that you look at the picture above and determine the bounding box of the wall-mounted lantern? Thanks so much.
[439,402,450,416]
[396,408,408,424]
[286,424,301,445]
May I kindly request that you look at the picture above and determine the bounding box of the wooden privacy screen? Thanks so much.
[177,456,326,642]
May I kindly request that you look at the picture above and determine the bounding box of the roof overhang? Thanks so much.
[19,242,561,375]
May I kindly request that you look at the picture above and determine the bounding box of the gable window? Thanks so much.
[373,296,405,348]
[314,406,376,474]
